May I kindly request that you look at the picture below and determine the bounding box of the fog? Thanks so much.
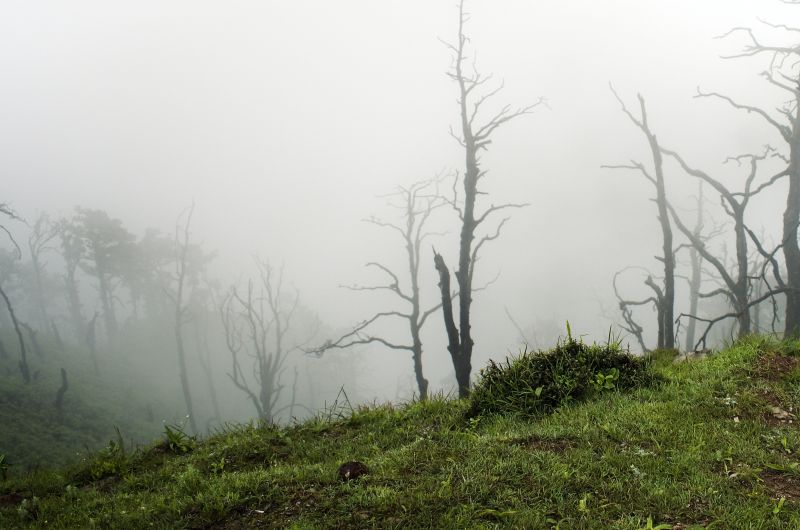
[0,1,795,430]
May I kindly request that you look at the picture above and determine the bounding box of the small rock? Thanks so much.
[770,406,796,421]
[338,461,368,481]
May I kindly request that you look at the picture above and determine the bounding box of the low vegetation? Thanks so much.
[3,336,800,528]
[468,332,658,418]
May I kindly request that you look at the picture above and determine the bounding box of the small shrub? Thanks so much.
[164,423,196,454]
[90,436,127,480]
[468,336,658,418]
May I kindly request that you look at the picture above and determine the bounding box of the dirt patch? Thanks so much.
[761,470,800,501]
[0,491,24,508]
[754,353,800,382]
[511,435,577,453]
[751,388,797,427]
[199,485,330,529]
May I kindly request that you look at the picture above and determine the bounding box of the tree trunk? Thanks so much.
[434,251,469,397]
[647,132,675,349]
[685,184,704,351]
[64,265,84,343]
[784,124,800,337]
[0,282,30,383]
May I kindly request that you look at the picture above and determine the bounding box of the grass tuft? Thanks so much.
[468,336,658,418]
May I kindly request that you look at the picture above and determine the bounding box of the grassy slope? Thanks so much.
[4,336,800,529]
[0,337,170,472]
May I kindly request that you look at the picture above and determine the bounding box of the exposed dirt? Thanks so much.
[199,484,331,529]
[0,491,24,508]
[754,353,800,382]
[761,469,800,501]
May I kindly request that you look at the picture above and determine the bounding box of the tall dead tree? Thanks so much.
[664,146,787,348]
[58,218,85,343]
[709,14,800,335]
[166,205,198,435]
[221,260,299,423]
[605,89,676,350]
[27,213,59,329]
[307,178,445,400]
[0,203,29,383]
[685,182,705,351]
[435,0,541,397]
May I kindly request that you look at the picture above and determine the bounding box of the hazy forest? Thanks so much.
[3,1,800,528]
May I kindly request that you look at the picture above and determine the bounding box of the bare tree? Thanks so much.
[708,13,800,335]
[307,178,445,400]
[664,146,786,347]
[684,182,706,351]
[434,0,542,397]
[27,213,59,329]
[58,218,86,343]
[0,203,29,382]
[221,260,300,423]
[605,89,676,349]
[166,205,199,435]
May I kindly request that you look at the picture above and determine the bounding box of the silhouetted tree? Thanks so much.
[221,260,300,423]
[308,178,445,400]
[0,203,29,382]
[27,213,59,329]
[434,0,542,397]
[664,146,785,346]
[605,89,676,350]
[72,208,136,343]
[706,13,799,335]
[57,218,86,342]
[165,205,200,435]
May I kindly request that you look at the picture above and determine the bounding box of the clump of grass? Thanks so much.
[164,423,196,455]
[468,335,658,418]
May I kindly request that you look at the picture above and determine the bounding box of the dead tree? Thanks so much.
[709,15,800,335]
[612,267,653,352]
[58,218,85,343]
[307,178,445,400]
[165,205,198,435]
[221,260,299,423]
[0,282,29,383]
[435,0,542,397]
[0,203,29,382]
[605,89,676,349]
[27,214,59,329]
[684,182,705,351]
[664,147,787,348]
[54,368,68,410]
[86,311,99,374]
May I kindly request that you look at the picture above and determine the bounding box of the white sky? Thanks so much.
[1,1,796,394]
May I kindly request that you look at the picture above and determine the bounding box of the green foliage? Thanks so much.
[164,423,196,455]
[89,428,127,480]
[0,329,169,474]
[468,335,658,418]
[2,336,800,529]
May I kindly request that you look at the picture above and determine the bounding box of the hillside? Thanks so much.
[3,336,800,529]
[0,334,181,473]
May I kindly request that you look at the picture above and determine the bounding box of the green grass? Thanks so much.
[3,335,800,528]
[0,334,174,473]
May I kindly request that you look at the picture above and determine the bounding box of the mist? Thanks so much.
[1,0,796,452]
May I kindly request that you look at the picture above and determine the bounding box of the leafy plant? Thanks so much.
[591,368,619,391]
[89,427,127,480]
[164,423,196,454]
